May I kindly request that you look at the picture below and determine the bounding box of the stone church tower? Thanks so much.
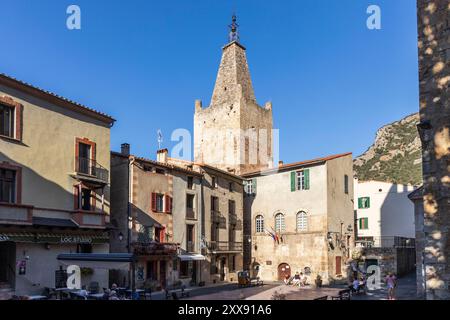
[194,15,273,175]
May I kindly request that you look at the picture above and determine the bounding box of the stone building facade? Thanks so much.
[164,158,245,284]
[110,148,204,290]
[194,39,273,176]
[242,153,355,285]
[416,0,450,300]
[0,74,114,297]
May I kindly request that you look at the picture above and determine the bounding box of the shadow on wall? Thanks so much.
[379,184,416,239]
[0,151,77,211]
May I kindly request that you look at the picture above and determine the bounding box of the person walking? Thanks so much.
[385,273,397,300]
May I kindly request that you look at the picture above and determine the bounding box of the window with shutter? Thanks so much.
[165,195,172,214]
[290,172,296,192]
[252,178,257,195]
[304,169,310,190]
[358,197,370,209]
[151,193,157,212]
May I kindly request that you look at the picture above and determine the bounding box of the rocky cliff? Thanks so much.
[354,113,422,185]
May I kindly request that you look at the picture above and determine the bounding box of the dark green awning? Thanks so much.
[0,232,109,244]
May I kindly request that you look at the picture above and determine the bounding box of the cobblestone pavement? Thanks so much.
[351,272,419,300]
[152,282,279,300]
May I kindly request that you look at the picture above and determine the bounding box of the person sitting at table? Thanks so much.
[300,273,308,287]
[292,272,301,286]
[109,290,120,300]
[111,283,118,291]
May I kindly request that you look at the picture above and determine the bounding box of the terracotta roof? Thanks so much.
[196,163,244,181]
[0,73,115,125]
[242,152,353,177]
[111,152,203,176]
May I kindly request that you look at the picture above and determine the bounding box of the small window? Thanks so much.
[255,215,264,233]
[186,194,195,219]
[229,182,233,192]
[212,176,217,189]
[296,211,308,232]
[344,175,349,194]
[81,188,92,211]
[245,179,256,195]
[187,176,194,189]
[275,213,285,233]
[358,197,370,209]
[156,194,164,212]
[228,200,236,216]
[297,171,305,190]
[359,218,369,230]
[0,103,14,138]
[0,168,16,203]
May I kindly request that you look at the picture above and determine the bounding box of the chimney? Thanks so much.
[121,143,130,156]
[278,160,284,167]
[157,149,168,163]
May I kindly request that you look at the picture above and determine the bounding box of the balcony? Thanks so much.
[211,211,227,229]
[0,203,33,225]
[132,241,179,256]
[187,241,195,253]
[186,208,195,220]
[208,241,243,253]
[74,157,109,185]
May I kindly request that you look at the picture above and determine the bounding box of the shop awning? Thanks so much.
[178,254,206,261]
[57,253,137,270]
[0,232,109,244]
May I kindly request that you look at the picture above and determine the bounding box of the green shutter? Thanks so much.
[304,169,310,190]
[252,178,257,195]
[358,198,362,209]
[290,172,296,192]
[358,218,362,229]
[366,197,370,208]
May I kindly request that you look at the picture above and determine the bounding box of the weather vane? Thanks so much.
[157,129,163,149]
[228,13,239,43]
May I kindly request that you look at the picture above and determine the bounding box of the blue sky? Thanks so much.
[0,0,419,163]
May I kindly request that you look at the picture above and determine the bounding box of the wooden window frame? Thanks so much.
[0,162,22,204]
[0,96,23,142]
[73,183,97,212]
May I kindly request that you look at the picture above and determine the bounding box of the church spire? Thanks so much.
[209,14,256,106]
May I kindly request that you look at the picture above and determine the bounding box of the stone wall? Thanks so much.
[361,247,416,278]
[417,0,450,300]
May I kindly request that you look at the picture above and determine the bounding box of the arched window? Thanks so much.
[255,215,264,233]
[275,213,285,233]
[297,211,308,231]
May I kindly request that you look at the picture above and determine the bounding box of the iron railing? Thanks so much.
[208,241,243,252]
[356,236,415,248]
[187,241,195,253]
[75,157,109,183]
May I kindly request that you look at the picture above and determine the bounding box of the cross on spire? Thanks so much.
[228,14,239,43]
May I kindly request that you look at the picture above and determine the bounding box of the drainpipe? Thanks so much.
[128,156,136,294]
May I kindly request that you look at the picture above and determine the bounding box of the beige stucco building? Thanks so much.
[242,153,355,285]
[0,74,114,297]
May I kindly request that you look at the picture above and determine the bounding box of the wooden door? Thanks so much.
[277,263,291,281]
[336,256,342,275]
